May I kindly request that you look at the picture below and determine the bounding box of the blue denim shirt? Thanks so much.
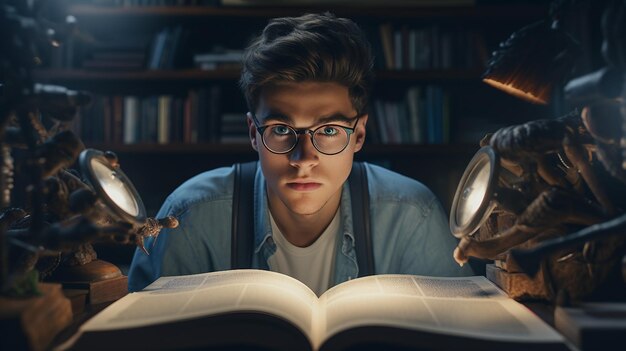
[128,162,473,292]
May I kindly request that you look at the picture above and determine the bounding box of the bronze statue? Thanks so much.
[453,0,626,303]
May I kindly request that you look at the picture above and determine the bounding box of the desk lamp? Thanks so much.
[482,20,578,105]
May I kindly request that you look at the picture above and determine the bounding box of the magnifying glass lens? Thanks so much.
[456,157,491,227]
[90,158,139,216]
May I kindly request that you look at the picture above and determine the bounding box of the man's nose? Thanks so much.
[289,132,319,168]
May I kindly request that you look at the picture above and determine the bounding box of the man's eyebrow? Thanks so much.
[260,113,291,124]
[260,112,357,125]
[317,114,357,124]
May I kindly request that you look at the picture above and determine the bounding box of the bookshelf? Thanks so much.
[38,2,553,214]
[65,3,545,21]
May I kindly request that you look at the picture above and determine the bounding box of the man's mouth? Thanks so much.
[286,182,322,191]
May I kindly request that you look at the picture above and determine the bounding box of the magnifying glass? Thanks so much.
[78,149,147,226]
[450,146,528,238]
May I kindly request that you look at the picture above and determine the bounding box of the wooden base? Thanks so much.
[61,275,128,305]
[555,303,626,350]
[0,283,73,351]
[486,263,551,301]
[63,289,89,315]
[50,259,129,306]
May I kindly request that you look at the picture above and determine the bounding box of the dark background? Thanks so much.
[31,0,608,267]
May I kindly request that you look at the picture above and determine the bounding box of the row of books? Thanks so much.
[82,0,475,7]
[375,24,488,71]
[370,85,450,144]
[49,35,151,70]
[190,25,487,73]
[73,86,456,146]
[48,22,486,73]
[72,87,242,144]
[84,1,220,6]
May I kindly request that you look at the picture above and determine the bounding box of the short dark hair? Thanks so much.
[239,12,374,115]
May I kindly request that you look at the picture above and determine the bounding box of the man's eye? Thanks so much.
[320,126,339,136]
[271,125,292,135]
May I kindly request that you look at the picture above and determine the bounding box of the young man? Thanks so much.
[128,13,472,293]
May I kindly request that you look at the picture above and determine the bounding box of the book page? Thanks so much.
[318,275,564,345]
[79,270,319,341]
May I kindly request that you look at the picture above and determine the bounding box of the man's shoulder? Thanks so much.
[364,162,438,209]
[162,165,236,216]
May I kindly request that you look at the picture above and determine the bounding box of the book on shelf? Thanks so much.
[81,47,146,71]
[379,23,395,70]
[406,86,424,143]
[193,49,244,70]
[157,95,171,144]
[372,84,449,144]
[373,23,486,71]
[59,269,568,351]
[122,96,139,144]
[220,112,248,143]
[146,26,187,70]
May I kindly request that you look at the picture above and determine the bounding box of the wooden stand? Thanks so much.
[486,262,551,300]
[62,288,89,315]
[50,259,128,308]
[555,303,626,350]
[0,283,73,351]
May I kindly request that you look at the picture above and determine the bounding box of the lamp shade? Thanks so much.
[79,149,147,225]
[450,146,499,238]
[482,20,579,105]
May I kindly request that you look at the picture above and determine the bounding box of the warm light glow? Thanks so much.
[90,159,139,216]
[456,159,491,227]
[483,78,547,105]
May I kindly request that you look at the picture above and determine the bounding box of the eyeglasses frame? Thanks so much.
[250,113,362,155]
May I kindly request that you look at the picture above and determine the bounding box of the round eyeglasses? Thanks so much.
[252,114,361,155]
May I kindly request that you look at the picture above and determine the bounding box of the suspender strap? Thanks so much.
[231,161,257,269]
[231,161,374,277]
[349,161,375,277]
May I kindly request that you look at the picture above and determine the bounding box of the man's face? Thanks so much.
[248,81,368,216]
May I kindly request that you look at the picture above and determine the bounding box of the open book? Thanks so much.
[60,270,568,351]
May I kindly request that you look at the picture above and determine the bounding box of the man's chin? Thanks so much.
[285,203,324,216]
[280,195,327,215]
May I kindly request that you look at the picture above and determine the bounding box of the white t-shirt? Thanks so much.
[267,209,340,296]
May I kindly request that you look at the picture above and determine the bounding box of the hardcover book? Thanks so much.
[59,270,568,351]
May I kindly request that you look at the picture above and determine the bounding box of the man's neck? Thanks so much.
[268,190,342,248]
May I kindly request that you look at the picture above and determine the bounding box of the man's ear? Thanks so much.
[354,114,368,152]
[246,112,259,152]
